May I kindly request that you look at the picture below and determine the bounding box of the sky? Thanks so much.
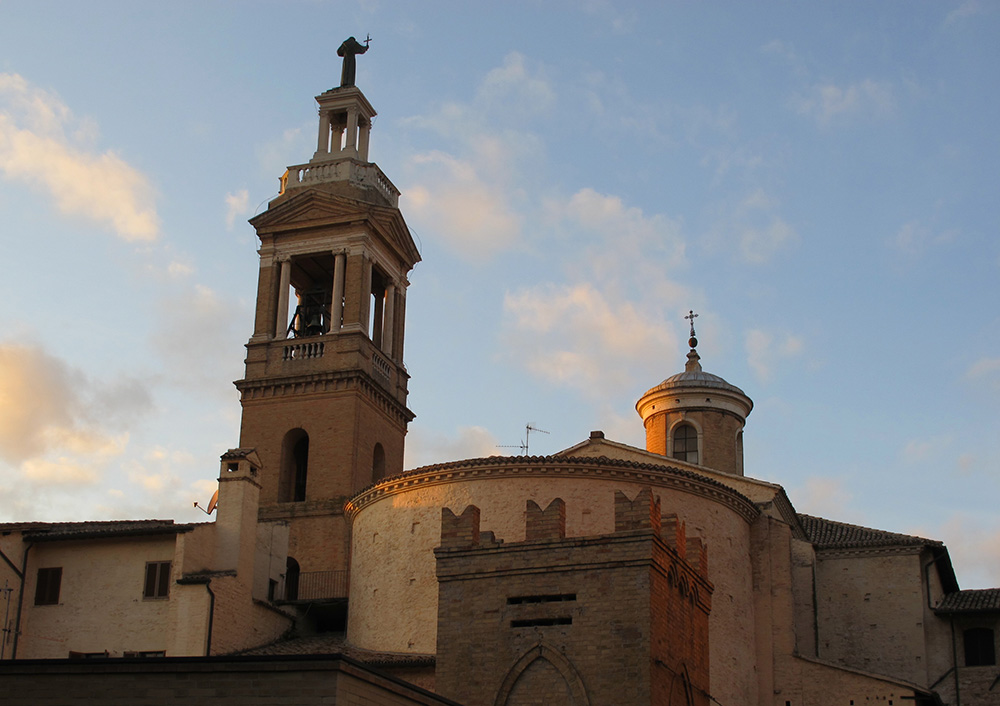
[0,1,997,588]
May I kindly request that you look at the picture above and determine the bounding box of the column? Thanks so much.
[330,252,345,333]
[382,282,395,355]
[358,119,371,161]
[316,110,331,156]
[345,108,359,157]
[274,257,292,339]
[359,257,372,337]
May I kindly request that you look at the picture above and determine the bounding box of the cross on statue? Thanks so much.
[685,310,699,349]
[337,35,371,88]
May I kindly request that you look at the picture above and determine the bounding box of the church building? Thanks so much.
[1,57,997,706]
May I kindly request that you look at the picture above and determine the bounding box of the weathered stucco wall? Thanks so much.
[347,462,759,706]
[18,536,176,658]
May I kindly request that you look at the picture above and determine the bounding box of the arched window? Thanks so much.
[285,557,300,602]
[279,429,309,502]
[672,423,699,465]
[964,627,996,666]
[372,443,386,483]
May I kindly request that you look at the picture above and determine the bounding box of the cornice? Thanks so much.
[236,369,414,425]
[345,456,759,523]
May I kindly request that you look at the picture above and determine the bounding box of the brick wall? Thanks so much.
[435,489,712,706]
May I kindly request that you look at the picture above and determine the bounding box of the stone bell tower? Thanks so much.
[235,63,420,578]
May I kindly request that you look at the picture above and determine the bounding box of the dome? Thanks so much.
[638,348,752,414]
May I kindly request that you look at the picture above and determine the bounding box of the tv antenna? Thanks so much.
[498,423,549,456]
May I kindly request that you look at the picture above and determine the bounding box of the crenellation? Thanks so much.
[524,498,566,541]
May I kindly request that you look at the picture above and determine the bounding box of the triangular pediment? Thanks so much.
[250,189,420,267]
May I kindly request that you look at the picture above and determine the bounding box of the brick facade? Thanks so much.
[434,490,712,706]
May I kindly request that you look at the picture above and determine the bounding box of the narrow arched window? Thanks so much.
[964,627,996,666]
[372,443,386,483]
[279,429,309,502]
[672,423,699,465]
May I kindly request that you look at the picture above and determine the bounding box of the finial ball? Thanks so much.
[689,336,698,349]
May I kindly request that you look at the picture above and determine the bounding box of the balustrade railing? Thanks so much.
[284,161,399,206]
[282,340,325,361]
[372,351,392,382]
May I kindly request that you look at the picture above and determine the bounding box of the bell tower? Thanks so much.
[235,66,420,578]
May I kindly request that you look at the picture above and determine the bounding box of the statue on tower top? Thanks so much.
[337,35,370,88]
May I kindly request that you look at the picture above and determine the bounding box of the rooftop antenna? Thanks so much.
[497,423,550,456]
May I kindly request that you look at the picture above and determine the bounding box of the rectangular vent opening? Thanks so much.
[506,593,576,605]
[510,617,572,628]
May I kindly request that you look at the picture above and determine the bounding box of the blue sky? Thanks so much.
[0,2,997,587]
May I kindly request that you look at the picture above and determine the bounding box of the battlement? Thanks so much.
[434,487,713,706]
[436,487,710,582]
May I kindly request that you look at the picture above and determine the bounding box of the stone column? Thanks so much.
[358,120,371,161]
[274,257,292,339]
[359,257,372,337]
[382,282,395,355]
[330,252,346,333]
[316,110,331,156]
[346,108,359,157]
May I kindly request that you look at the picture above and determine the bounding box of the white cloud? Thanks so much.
[0,343,142,488]
[946,0,986,25]
[746,328,804,383]
[925,514,1000,589]
[400,55,556,261]
[793,79,895,127]
[150,284,248,393]
[891,220,958,258]
[404,425,501,469]
[503,282,677,396]
[477,53,556,115]
[402,151,522,260]
[965,357,1000,390]
[708,189,798,264]
[0,73,158,241]
[793,477,855,520]
[225,189,250,229]
[901,435,952,465]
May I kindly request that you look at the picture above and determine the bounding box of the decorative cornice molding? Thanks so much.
[345,456,759,522]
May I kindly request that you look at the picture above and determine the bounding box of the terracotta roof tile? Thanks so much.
[936,588,1000,613]
[798,514,940,550]
[237,633,434,667]
[13,519,197,542]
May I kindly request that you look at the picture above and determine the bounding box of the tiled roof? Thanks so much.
[936,588,1000,613]
[798,514,940,550]
[12,519,197,542]
[237,633,435,667]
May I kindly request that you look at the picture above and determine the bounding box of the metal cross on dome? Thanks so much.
[684,310,699,349]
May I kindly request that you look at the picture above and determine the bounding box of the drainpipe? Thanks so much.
[950,617,961,706]
[204,581,215,656]
[11,543,31,660]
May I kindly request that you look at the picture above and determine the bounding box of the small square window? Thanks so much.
[143,561,171,599]
[34,567,62,605]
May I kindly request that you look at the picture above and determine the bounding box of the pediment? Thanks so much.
[250,190,421,267]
